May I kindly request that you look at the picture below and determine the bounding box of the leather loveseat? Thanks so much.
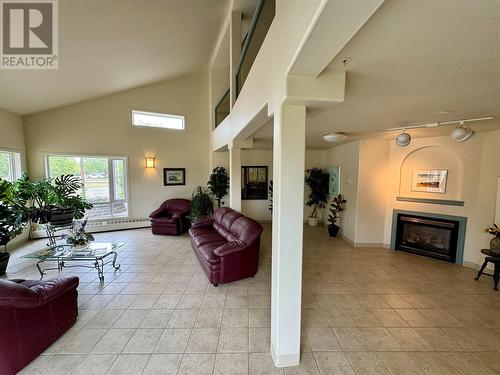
[150,198,191,235]
[0,276,79,375]
[189,207,263,286]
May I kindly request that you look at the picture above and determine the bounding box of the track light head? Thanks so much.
[395,131,411,147]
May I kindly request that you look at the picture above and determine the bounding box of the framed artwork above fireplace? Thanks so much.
[411,169,448,194]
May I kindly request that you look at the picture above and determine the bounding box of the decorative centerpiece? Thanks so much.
[485,224,500,252]
[64,219,94,250]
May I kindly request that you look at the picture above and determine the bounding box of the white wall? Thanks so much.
[0,107,26,168]
[23,72,210,219]
[323,141,360,243]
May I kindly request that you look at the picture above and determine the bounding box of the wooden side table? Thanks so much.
[475,248,500,290]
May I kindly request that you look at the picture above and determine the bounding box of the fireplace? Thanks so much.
[393,211,466,263]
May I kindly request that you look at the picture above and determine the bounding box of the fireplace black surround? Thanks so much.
[392,211,467,264]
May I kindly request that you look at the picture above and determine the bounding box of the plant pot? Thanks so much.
[0,252,10,276]
[49,208,75,226]
[328,224,340,237]
[491,236,500,251]
[308,217,319,226]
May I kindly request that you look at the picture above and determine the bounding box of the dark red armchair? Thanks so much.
[0,277,79,375]
[150,198,191,235]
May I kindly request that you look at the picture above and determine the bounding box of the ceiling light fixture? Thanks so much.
[338,57,351,66]
[322,132,348,143]
[395,130,411,147]
[386,116,493,132]
[450,121,475,143]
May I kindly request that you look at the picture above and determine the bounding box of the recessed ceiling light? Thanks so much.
[322,132,348,143]
[338,57,351,66]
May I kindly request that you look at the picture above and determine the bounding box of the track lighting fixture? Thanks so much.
[450,122,475,143]
[395,130,411,147]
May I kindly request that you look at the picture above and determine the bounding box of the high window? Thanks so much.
[46,155,128,219]
[0,150,22,182]
[131,110,185,130]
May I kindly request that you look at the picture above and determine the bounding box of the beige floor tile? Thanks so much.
[226,293,249,308]
[222,308,249,327]
[395,309,436,327]
[347,352,391,375]
[154,328,191,353]
[167,309,198,328]
[218,327,249,352]
[418,308,464,327]
[411,352,461,375]
[302,308,329,328]
[214,353,249,375]
[186,328,220,353]
[140,309,173,328]
[323,309,356,327]
[104,294,136,309]
[201,294,227,309]
[441,327,496,351]
[314,352,355,374]
[306,327,342,351]
[122,328,163,353]
[178,353,216,375]
[249,327,270,353]
[58,328,106,354]
[86,309,123,328]
[442,352,496,375]
[334,327,372,351]
[378,352,426,375]
[91,328,135,353]
[284,353,320,375]
[195,309,224,328]
[359,327,403,351]
[72,354,117,375]
[153,294,181,309]
[249,353,284,375]
[177,294,204,309]
[143,354,182,375]
[249,308,271,327]
[348,309,382,327]
[112,309,148,328]
[388,327,434,351]
[381,295,413,308]
[37,354,84,375]
[107,354,150,375]
[128,294,159,309]
[414,328,466,351]
[370,309,409,327]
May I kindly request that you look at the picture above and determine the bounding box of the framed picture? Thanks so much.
[241,166,268,200]
[163,168,186,186]
[328,165,341,197]
[411,169,448,193]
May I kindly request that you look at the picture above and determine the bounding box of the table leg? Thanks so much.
[36,260,45,280]
[475,260,488,280]
[94,259,105,283]
[494,262,500,291]
[111,251,121,270]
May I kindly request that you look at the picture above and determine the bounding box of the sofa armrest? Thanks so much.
[150,207,169,218]
[171,210,189,219]
[0,276,79,309]
[214,241,247,257]
[191,217,213,229]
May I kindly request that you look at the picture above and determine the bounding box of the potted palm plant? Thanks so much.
[304,168,329,226]
[207,167,229,208]
[327,194,346,237]
[190,186,214,222]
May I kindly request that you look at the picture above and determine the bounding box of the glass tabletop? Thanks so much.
[22,242,125,261]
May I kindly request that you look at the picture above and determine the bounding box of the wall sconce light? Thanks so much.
[146,157,155,168]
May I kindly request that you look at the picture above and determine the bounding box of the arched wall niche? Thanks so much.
[398,146,464,200]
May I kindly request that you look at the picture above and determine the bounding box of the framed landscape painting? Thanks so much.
[163,168,186,186]
[328,165,341,196]
[411,169,448,193]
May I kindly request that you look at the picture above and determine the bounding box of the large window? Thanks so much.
[0,150,22,182]
[47,155,128,219]
[131,110,185,130]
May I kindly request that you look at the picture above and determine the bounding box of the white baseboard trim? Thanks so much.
[463,260,493,272]
[270,343,300,368]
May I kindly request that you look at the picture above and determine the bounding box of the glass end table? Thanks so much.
[23,242,124,282]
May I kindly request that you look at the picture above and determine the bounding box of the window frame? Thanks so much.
[131,109,185,131]
[45,153,130,220]
[0,148,22,182]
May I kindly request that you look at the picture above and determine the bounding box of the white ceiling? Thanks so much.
[0,0,230,115]
[253,0,500,149]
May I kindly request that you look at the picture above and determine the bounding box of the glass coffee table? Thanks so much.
[23,242,124,282]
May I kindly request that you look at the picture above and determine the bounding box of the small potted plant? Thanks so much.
[327,194,346,237]
[304,168,329,226]
[484,224,500,251]
[190,186,214,222]
[207,167,229,208]
[64,219,94,249]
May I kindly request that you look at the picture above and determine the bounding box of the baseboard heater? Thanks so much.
[31,217,151,239]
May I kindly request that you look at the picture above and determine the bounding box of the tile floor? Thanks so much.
[3,224,500,374]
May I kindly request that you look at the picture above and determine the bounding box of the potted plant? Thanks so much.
[190,186,214,222]
[304,168,329,226]
[327,194,346,237]
[63,218,94,249]
[485,224,500,251]
[207,167,229,208]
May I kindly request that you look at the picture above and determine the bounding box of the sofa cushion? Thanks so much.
[151,217,176,225]
[198,242,226,265]
[192,233,225,247]
[189,227,215,238]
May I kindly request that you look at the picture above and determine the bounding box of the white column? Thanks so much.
[229,146,242,212]
[271,104,306,367]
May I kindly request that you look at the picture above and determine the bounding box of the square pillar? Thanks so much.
[271,104,306,367]
[229,146,242,211]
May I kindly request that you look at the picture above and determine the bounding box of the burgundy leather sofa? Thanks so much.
[150,198,191,235]
[189,207,263,286]
[0,276,79,375]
